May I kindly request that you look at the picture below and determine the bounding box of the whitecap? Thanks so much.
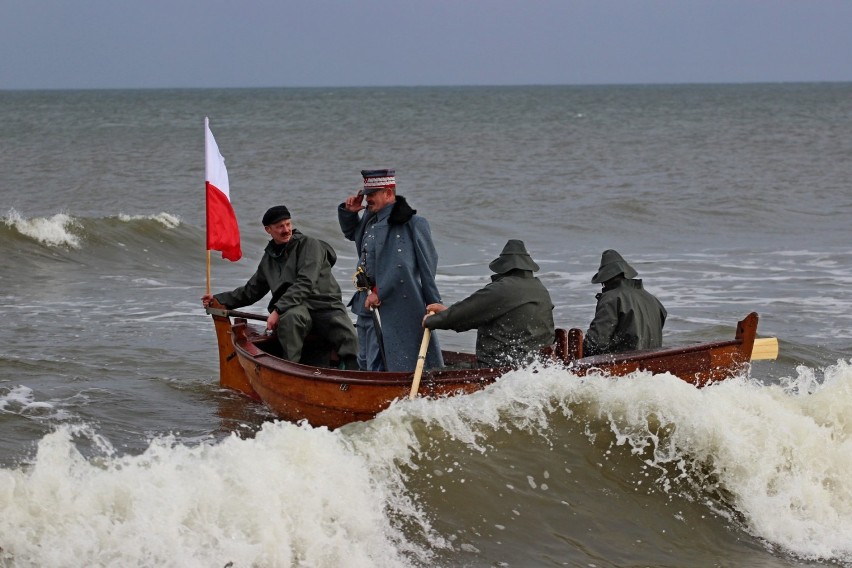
[3,208,81,248]
[117,212,181,229]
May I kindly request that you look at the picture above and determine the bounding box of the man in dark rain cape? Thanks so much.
[583,249,667,356]
[423,239,555,368]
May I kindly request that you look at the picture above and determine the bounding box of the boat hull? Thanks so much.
[208,307,759,429]
[229,323,510,428]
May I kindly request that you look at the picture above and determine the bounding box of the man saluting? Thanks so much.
[338,169,443,372]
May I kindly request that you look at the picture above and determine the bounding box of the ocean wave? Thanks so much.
[1,361,851,566]
[0,384,71,422]
[3,208,186,249]
[349,359,852,565]
[0,209,210,278]
[3,208,82,248]
[118,212,182,229]
[0,421,421,568]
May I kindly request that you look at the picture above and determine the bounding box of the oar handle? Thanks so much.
[205,306,269,322]
[409,313,434,400]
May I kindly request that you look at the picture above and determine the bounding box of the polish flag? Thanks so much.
[205,117,241,261]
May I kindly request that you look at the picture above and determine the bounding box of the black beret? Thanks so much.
[262,205,291,226]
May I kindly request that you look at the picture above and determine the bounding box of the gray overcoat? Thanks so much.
[338,196,443,371]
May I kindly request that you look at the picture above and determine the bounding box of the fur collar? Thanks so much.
[388,195,416,225]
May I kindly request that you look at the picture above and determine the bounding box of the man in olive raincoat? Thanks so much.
[423,240,555,368]
[202,205,359,368]
[583,249,667,356]
[338,170,443,372]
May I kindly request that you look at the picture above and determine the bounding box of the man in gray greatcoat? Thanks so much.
[423,240,555,369]
[338,169,443,372]
[202,205,359,369]
[583,249,667,356]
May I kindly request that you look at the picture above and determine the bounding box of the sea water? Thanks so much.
[1,84,851,567]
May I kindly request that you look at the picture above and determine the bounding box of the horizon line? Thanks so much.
[2,79,851,93]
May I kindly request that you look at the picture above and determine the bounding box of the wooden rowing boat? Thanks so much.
[207,302,770,429]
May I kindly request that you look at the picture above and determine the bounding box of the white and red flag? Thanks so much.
[204,117,242,261]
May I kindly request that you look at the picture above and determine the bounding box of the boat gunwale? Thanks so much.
[230,314,755,386]
[570,337,746,368]
[231,321,506,386]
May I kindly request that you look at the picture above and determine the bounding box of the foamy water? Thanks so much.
[3,361,851,566]
[3,209,82,248]
[0,423,418,567]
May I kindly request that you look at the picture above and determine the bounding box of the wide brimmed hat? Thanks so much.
[488,239,540,274]
[591,249,637,283]
[359,169,396,196]
[262,205,291,226]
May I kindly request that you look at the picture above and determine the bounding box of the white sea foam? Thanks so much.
[581,366,852,562]
[0,422,424,568]
[117,212,181,228]
[0,385,39,412]
[0,385,73,422]
[618,367,851,561]
[2,362,851,566]
[3,208,82,248]
[358,359,852,564]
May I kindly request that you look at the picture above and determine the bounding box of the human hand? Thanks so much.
[344,194,365,213]
[364,291,381,309]
[201,294,215,308]
[422,306,442,327]
[267,309,280,333]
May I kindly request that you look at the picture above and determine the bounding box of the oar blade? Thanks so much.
[751,337,779,361]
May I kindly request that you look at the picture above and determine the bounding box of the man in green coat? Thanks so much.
[423,240,555,368]
[202,205,359,368]
[583,249,667,356]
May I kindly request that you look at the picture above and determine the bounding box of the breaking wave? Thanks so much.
[2,208,185,249]
[2,360,851,566]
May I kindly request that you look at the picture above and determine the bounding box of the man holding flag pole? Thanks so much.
[201,119,359,369]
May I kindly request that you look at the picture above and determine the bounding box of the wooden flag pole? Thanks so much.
[204,117,211,297]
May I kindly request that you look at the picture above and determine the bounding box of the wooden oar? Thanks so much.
[751,337,779,361]
[205,306,268,322]
[409,314,434,400]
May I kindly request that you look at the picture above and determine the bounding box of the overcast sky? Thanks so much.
[2,1,851,90]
